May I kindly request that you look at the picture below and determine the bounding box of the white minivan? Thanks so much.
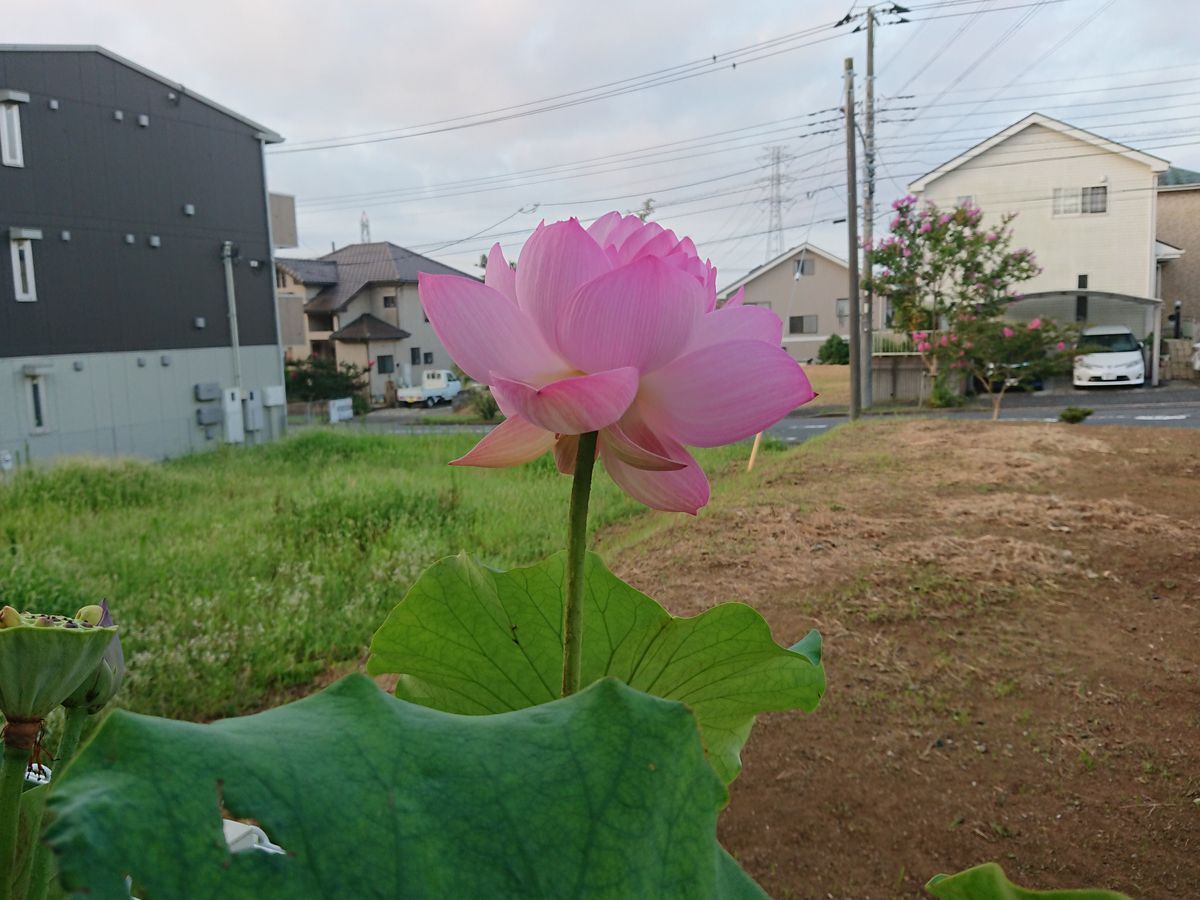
[1073,326,1145,387]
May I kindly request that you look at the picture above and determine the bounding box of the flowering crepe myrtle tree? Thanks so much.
[864,196,1041,381]
[939,315,1076,420]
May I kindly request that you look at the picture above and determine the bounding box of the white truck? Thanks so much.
[395,369,462,408]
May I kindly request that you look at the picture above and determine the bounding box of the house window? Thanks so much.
[1,102,23,168]
[383,295,396,309]
[1081,186,1107,214]
[794,257,815,278]
[1075,296,1088,322]
[27,375,48,433]
[956,195,975,207]
[410,347,421,366]
[789,315,818,335]
[275,268,288,289]
[423,351,434,365]
[836,298,849,326]
[376,354,395,374]
[1077,274,1088,290]
[10,239,36,302]
[1054,187,1107,216]
[1052,188,1080,216]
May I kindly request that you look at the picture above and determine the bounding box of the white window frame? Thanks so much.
[1,101,23,168]
[27,374,50,434]
[11,238,37,302]
[794,257,815,279]
[956,194,975,207]
[836,298,850,326]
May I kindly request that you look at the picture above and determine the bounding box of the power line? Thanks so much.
[908,1,1051,123]
[296,107,841,207]
[296,120,842,212]
[269,23,849,155]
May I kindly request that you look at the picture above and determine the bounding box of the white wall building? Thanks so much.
[909,113,1171,382]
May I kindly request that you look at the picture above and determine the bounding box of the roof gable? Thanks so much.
[909,113,1169,193]
[303,242,476,313]
[0,44,282,142]
[276,258,338,285]
[719,242,848,298]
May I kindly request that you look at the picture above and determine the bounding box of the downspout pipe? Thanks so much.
[221,240,244,396]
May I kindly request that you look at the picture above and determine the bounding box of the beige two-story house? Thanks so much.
[276,243,472,400]
[1156,166,1200,333]
[909,113,1175,383]
[718,243,859,363]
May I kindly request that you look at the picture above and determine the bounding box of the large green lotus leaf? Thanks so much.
[367,552,825,784]
[926,863,1131,899]
[44,674,765,900]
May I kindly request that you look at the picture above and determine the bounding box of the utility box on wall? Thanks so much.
[222,389,245,443]
[243,389,265,433]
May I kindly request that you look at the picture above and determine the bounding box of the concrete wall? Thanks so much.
[1157,186,1200,327]
[916,124,1158,299]
[0,345,284,463]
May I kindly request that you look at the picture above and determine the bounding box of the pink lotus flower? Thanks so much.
[418,213,813,514]
[1028,318,1042,330]
[1002,326,1015,338]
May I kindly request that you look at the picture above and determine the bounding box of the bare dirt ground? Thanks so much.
[605,420,1200,899]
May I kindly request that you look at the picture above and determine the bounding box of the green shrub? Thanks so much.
[817,334,850,365]
[1060,406,1094,424]
[469,387,501,422]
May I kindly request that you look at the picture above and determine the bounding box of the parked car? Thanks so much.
[1073,326,1145,387]
[395,369,462,407]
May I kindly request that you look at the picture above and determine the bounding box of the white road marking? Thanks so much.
[1134,414,1188,421]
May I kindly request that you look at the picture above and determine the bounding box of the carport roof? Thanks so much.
[1010,290,1162,308]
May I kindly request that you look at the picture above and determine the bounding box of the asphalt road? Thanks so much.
[770,399,1200,444]
[356,386,1200,445]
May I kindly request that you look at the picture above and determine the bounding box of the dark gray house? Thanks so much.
[0,45,286,464]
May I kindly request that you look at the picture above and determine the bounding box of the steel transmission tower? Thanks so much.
[764,146,789,260]
[360,211,371,243]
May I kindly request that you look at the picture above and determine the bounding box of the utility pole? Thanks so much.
[861,6,876,411]
[844,58,861,422]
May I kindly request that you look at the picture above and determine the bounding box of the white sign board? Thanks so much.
[329,397,354,423]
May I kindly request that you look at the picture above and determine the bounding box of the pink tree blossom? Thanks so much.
[1028,318,1042,330]
[419,213,814,514]
[1002,326,1015,338]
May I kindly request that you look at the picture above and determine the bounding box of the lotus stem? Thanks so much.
[562,430,598,697]
[0,742,31,900]
[26,706,89,900]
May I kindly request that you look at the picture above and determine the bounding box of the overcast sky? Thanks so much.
[8,0,1200,286]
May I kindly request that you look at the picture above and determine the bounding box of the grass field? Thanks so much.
[0,429,770,719]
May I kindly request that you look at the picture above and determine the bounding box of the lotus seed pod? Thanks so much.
[0,607,117,730]
[75,605,105,626]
